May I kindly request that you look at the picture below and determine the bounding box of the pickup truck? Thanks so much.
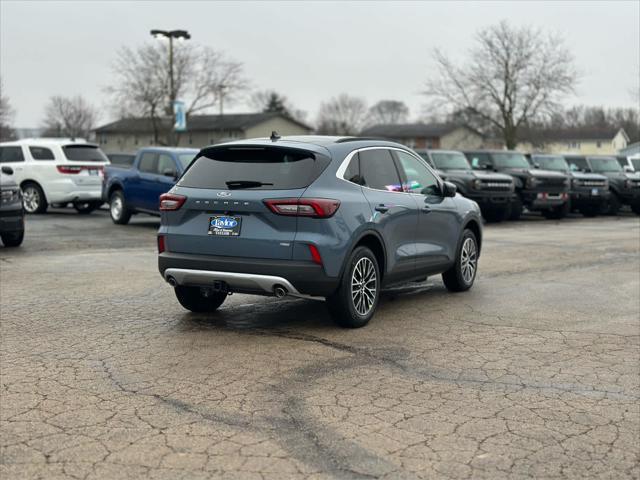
[102,147,198,224]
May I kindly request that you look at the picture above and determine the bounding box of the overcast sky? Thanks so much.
[1,0,638,127]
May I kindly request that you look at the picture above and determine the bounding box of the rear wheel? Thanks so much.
[109,190,131,225]
[326,246,380,328]
[1,230,24,247]
[442,229,478,292]
[22,182,47,214]
[73,201,102,214]
[174,286,227,313]
[507,194,523,221]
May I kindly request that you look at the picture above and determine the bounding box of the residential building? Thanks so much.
[94,113,312,153]
[360,123,485,150]
[518,127,629,155]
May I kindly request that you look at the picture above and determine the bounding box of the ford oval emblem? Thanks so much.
[217,191,232,197]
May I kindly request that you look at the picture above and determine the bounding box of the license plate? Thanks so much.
[591,188,599,196]
[88,169,99,176]
[208,215,241,237]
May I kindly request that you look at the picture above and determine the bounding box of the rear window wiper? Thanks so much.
[225,180,274,189]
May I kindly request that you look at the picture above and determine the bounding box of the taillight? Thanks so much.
[308,244,323,265]
[57,165,82,174]
[157,235,166,253]
[263,198,340,218]
[159,193,186,211]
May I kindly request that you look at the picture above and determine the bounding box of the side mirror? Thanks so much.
[623,165,633,173]
[163,168,177,178]
[1,166,14,175]
[443,181,457,197]
[534,163,540,169]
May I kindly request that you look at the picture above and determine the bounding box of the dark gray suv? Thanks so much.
[158,136,483,328]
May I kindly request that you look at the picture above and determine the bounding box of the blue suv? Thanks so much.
[158,136,483,327]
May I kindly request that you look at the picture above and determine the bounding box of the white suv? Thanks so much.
[0,138,109,214]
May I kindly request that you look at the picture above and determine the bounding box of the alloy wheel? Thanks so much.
[22,187,40,213]
[460,237,477,284]
[110,196,123,220]
[351,257,377,316]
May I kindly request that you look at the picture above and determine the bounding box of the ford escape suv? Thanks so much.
[158,136,483,328]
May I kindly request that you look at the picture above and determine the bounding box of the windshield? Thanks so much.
[178,154,196,170]
[589,157,623,173]
[532,155,568,171]
[431,152,470,170]
[63,145,108,162]
[179,147,330,190]
[492,152,530,168]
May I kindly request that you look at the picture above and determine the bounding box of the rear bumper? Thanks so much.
[158,251,339,297]
[0,210,25,234]
[47,181,103,204]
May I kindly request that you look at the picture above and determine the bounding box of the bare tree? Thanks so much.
[42,95,98,139]
[367,100,409,125]
[249,89,308,123]
[316,94,367,135]
[107,42,248,145]
[425,21,578,149]
[0,77,16,141]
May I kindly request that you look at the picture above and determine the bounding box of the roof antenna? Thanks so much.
[270,131,281,142]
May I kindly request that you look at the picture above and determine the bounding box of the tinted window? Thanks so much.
[466,152,492,170]
[395,151,440,196]
[139,152,159,174]
[63,145,108,162]
[179,147,330,190]
[565,157,589,172]
[359,149,402,192]
[157,154,176,176]
[0,147,25,163]
[29,146,55,160]
[343,154,364,185]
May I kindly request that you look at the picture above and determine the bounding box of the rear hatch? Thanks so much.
[164,145,331,260]
[58,144,109,186]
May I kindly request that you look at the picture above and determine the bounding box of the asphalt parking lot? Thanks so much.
[1,210,639,480]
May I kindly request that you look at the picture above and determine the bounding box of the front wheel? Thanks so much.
[22,183,47,214]
[542,201,570,220]
[326,246,380,328]
[482,207,508,223]
[604,193,621,216]
[442,229,478,292]
[174,286,227,313]
[73,201,102,214]
[507,195,523,221]
[1,230,24,247]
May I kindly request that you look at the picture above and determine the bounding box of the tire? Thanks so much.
[604,193,621,216]
[442,229,478,292]
[542,201,570,220]
[507,194,523,221]
[1,230,24,247]
[174,286,227,313]
[109,190,132,225]
[73,201,102,214]
[580,205,600,217]
[482,208,508,223]
[326,246,380,328]
[21,182,47,214]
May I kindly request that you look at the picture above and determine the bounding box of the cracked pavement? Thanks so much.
[1,209,639,479]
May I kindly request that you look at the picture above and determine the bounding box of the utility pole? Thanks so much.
[150,29,191,145]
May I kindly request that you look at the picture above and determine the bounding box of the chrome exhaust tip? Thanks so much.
[166,276,178,287]
[273,286,288,298]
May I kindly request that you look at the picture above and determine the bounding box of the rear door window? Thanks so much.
[179,147,330,190]
[343,154,364,185]
[138,152,159,174]
[0,146,25,163]
[359,149,403,192]
[29,146,55,160]
[63,145,108,162]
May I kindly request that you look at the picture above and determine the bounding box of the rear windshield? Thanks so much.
[431,152,470,170]
[63,145,108,162]
[178,147,330,190]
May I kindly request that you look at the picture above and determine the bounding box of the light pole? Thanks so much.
[150,29,191,144]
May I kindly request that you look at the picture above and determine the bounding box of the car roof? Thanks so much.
[462,149,523,154]
[0,138,97,148]
[427,149,465,155]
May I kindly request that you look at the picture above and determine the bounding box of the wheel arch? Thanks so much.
[463,218,482,253]
[107,181,124,200]
[20,179,48,201]
[343,230,388,281]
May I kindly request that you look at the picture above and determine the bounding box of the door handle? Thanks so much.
[374,204,389,213]
[422,206,432,214]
